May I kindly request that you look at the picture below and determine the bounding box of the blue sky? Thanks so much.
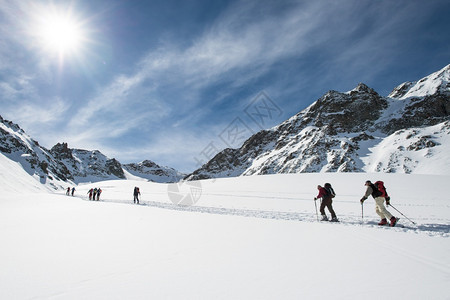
[0,0,449,172]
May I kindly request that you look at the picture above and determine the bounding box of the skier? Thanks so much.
[314,183,338,222]
[66,187,70,195]
[360,180,397,226]
[96,188,102,201]
[87,188,93,200]
[71,187,76,196]
[133,187,140,204]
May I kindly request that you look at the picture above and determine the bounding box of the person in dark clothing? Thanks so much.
[314,184,338,222]
[87,188,93,200]
[133,187,140,204]
[96,188,102,201]
[71,187,75,196]
[66,187,70,195]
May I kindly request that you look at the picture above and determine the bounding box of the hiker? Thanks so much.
[133,187,140,204]
[66,187,70,195]
[314,183,338,222]
[360,180,397,226]
[87,188,94,200]
[71,187,75,196]
[96,188,102,201]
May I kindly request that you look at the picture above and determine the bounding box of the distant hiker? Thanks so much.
[133,187,140,204]
[360,180,397,227]
[87,188,94,200]
[96,188,102,201]
[71,187,76,196]
[93,188,98,200]
[66,187,70,195]
[314,183,338,222]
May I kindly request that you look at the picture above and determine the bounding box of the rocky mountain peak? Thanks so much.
[123,160,185,183]
[351,82,375,94]
[51,142,73,160]
[304,83,387,133]
[186,64,450,180]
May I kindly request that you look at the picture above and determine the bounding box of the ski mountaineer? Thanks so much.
[133,187,140,204]
[87,188,94,200]
[314,184,338,222]
[360,180,397,227]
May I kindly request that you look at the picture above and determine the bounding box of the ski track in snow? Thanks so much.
[78,196,450,238]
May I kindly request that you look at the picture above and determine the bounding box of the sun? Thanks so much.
[31,5,89,60]
[40,15,83,54]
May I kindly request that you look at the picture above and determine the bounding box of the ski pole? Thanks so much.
[388,204,416,225]
[361,202,364,223]
[314,198,319,221]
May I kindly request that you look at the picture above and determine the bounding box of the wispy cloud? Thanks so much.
[63,0,437,170]
[1,0,447,171]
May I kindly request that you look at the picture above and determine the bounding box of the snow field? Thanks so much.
[1,173,449,299]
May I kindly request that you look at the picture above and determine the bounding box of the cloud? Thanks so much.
[2,0,447,171]
[2,96,71,147]
[62,0,395,169]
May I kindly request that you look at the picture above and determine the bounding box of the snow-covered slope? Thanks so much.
[389,64,450,99]
[0,152,51,193]
[363,121,450,174]
[186,64,450,180]
[1,120,448,299]
[0,170,448,299]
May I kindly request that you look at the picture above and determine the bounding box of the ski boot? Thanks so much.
[390,217,398,227]
[378,218,388,226]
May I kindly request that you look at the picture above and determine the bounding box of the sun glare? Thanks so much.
[32,5,88,60]
[40,15,82,53]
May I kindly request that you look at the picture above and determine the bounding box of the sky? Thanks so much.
[0,0,449,173]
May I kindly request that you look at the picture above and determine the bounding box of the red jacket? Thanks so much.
[316,187,327,199]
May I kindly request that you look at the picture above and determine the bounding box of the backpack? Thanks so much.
[374,181,388,198]
[324,183,336,198]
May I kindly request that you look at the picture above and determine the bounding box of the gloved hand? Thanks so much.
[360,197,366,204]
[314,197,317,201]
[386,197,390,205]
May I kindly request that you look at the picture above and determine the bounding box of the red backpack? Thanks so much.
[374,181,388,198]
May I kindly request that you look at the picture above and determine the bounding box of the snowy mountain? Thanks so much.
[50,142,126,183]
[123,160,185,183]
[0,116,73,189]
[0,118,183,187]
[186,64,450,180]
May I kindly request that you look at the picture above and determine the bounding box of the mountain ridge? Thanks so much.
[0,119,184,188]
[185,64,450,180]
[1,64,449,187]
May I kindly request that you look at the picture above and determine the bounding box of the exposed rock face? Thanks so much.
[50,144,126,181]
[123,160,185,183]
[186,64,450,180]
